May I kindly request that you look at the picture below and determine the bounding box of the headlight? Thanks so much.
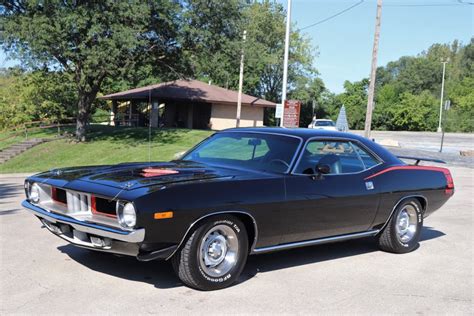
[30,183,41,203]
[117,202,136,229]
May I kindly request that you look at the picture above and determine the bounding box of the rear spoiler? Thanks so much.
[397,155,446,165]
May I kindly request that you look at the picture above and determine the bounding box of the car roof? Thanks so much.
[222,127,360,140]
[314,119,333,121]
[220,127,401,164]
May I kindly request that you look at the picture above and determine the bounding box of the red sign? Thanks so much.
[282,100,301,128]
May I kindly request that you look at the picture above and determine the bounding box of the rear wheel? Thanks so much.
[378,198,423,253]
[171,215,248,290]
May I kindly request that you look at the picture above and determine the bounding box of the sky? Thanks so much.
[279,0,473,92]
[1,0,473,93]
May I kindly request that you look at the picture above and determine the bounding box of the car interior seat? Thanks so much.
[317,154,342,174]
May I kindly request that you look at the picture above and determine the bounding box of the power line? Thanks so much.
[386,4,461,6]
[457,0,474,5]
[385,0,473,6]
[385,3,464,7]
[299,0,470,31]
[299,1,364,31]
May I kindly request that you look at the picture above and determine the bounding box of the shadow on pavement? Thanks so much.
[0,181,23,207]
[0,208,24,216]
[57,226,445,289]
[57,245,182,289]
[419,226,446,242]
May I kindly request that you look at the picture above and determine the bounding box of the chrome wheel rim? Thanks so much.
[396,205,418,243]
[199,225,239,278]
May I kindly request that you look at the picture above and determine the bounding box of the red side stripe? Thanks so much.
[364,165,450,180]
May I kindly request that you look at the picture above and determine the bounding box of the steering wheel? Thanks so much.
[268,159,290,169]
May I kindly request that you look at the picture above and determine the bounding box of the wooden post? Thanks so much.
[112,100,118,126]
[364,0,383,138]
[150,100,159,128]
[236,30,247,128]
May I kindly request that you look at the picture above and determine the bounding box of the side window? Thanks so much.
[294,140,379,175]
[351,143,379,168]
[197,136,269,160]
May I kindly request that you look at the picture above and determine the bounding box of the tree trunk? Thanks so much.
[75,90,98,142]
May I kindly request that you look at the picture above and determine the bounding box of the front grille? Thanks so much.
[34,184,120,227]
[65,191,91,214]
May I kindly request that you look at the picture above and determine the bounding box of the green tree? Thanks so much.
[180,1,318,117]
[389,91,439,131]
[0,68,77,129]
[445,77,474,132]
[241,1,317,103]
[341,38,473,132]
[290,77,336,126]
[179,1,318,126]
[336,79,369,130]
[180,0,243,89]
[1,1,182,141]
[372,83,399,130]
[0,68,32,128]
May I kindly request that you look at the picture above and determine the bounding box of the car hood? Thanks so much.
[31,161,244,190]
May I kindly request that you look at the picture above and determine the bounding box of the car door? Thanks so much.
[281,138,382,244]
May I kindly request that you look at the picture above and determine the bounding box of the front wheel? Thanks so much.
[378,198,423,253]
[171,215,248,290]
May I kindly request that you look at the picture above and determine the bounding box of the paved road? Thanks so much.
[1,168,473,314]
[350,131,474,168]
[352,130,474,154]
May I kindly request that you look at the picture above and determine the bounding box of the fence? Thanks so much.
[0,113,146,144]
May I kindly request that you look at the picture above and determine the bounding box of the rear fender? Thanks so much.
[377,195,427,235]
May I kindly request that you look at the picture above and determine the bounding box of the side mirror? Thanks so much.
[248,138,262,146]
[316,164,331,175]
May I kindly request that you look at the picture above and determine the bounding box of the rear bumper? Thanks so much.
[22,200,145,256]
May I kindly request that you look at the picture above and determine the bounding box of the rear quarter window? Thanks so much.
[294,139,380,174]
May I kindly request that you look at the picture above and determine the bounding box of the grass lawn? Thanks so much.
[0,125,213,173]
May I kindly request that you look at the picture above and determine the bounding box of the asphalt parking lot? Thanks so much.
[1,167,472,314]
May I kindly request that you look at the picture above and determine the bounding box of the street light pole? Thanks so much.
[437,60,448,133]
[236,30,247,128]
[280,0,292,127]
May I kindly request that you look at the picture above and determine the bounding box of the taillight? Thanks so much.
[443,169,454,195]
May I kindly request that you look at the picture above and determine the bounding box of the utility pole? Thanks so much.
[280,0,292,127]
[364,0,383,138]
[437,60,448,133]
[236,30,247,128]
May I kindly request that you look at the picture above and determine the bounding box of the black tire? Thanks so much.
[171,215,248,290]
[378,198,423,253]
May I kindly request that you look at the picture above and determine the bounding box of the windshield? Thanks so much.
[315,120,335,127]
[182,132,301,173]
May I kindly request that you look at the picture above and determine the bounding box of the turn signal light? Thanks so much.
[154,211,173,220]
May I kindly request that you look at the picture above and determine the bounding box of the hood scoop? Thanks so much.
[140,168,180,178]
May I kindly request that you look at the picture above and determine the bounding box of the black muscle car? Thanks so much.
[22,128,454,290]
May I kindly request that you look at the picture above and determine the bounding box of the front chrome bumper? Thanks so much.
[22,200,145,256]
